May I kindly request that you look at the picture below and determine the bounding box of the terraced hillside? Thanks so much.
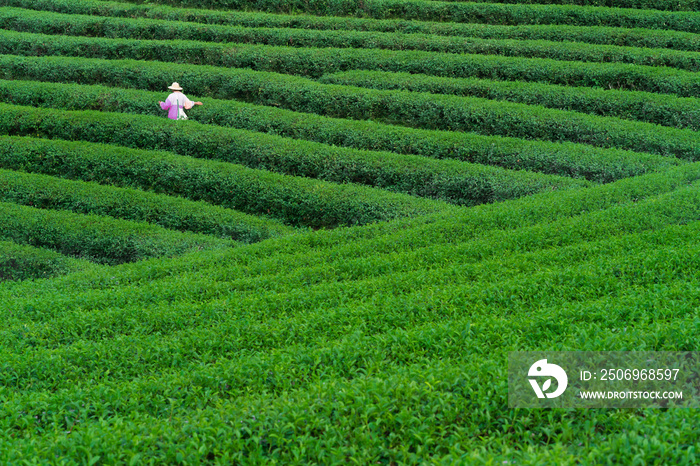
[0,0,698,463]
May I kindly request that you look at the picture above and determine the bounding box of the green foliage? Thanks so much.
[0,58,681,183]
[0,104,587,208]
[0,135,452,228]
[0,200,234,265]
[58,0,700,32]
[0,168,295,242]
[320,70,700,130]
[1,163,700,462]
[2,29,699,96]
[427,0,700,10]
[6,0,700,51]
[0,239,95,281]
[0,1,698,462]
[3,53,695,161]
[3,8,700,71]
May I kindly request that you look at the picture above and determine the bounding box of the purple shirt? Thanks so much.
[160,92,193,120]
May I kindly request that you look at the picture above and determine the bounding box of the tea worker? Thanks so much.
[159,82,202,120]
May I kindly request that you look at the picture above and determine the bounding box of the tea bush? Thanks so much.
[5,0,700,50]
[2,29,699,95]
[0,200,234,264]
[320,70,700,130]
[0,240,95,281]
[0,104,588,207]
[76,0,700,33]
[0,168,295,242]
[0,58,679,182]
[0,135,452,228]
[3,8,700,71]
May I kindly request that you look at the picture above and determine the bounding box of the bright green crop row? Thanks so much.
[5,0,700,51]
[5,157,697,315]
[0,103,590,207]
[0,136,451,229]
[3,166,700,375]
[0,239,95,281]
[4,8,700,72]
[320,70,700,131]
[1,232,698,397]
[0,265,695,463]
[101,0,700,33]
[428,0,700,11]
[0,200,234,265]
[0,171,699,462]
[17,181,700,325]
[0,287,696,465]
[9,160,700,316]
[1,163,698,463]
[1,168,696,384]
[2,30,698,97]
[10,48,694,161]
[0,56,678,183]
[0,80,680,187]
[0,168,294,243]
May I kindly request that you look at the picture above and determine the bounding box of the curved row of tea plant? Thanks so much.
[1,232,699,398]
[9,160,700,317]
[100,0,700,33]
[2,30,698,96]
[320,70,700,130]
[1,160,699,462]
[4,8,700,72]
[6,0,700,51]
[0,239,95,281]
[0,168,294,242]
[428,0,699,10]
[0,2,697,462]
[4,169,700,374]
[0,200,234,265]
[0,89,671,187]
[13,48,693,161]
[0,103,590,206]
[5,51,696,138]
[0,56,680,183]
[0,78,680,186]
[0,136,451,229]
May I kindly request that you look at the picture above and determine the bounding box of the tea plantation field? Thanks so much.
[0,0,698,463]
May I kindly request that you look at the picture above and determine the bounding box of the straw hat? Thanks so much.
[167,82,183,91]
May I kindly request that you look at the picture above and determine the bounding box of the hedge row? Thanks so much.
[0,239,94,281]
[0,135,452,229]
[319,70,700,131]
[1,192,699,464]
[2,171,700,377]
[0,168,295,243]
[5,0,700,51]
[4,62,694,162]
[4,8,700,72]
[98,0,700,33]
[0,200,234,265]
[0,66,677,183]
[427,0,700,11]
[2,30,697,97]
[9,159,700,315]
[0,103,590,207]
[1,231,699,463]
